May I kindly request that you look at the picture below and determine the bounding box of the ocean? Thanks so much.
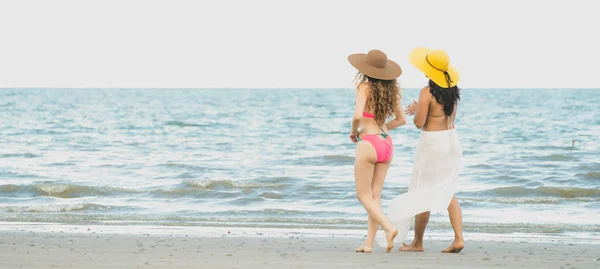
[0,88,599,241]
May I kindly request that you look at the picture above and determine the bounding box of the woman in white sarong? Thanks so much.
[389,47,465,253]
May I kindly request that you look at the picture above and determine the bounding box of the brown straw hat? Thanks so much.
[348,49,402,80]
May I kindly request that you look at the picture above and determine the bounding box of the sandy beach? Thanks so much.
[0,229,598,269]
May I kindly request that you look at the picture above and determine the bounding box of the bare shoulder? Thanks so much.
[357,82,371,93]
[421,86,431,96]
[419,86,432,98]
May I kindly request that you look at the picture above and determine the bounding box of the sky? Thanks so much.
[1,0,599,89]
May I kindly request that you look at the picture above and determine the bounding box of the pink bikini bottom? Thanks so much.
[360,134,393,163]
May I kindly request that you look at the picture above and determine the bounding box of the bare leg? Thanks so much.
[354,142,397,252]
[400,211,429,252]
[356,162,388,253]
[356,215,377,253]
[442,196,464,253]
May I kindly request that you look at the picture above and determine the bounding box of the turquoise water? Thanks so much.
[0,88,599,240]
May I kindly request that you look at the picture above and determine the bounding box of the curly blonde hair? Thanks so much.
[353,72,401,125]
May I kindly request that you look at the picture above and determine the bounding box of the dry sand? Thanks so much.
[0,230,598,269]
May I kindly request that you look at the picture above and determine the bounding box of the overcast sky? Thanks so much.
[1,0,598,89]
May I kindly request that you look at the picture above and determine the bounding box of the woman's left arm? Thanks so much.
[386,92,406,130]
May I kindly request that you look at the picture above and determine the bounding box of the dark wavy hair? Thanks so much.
[429,79,460,116]
[354,72,400,125]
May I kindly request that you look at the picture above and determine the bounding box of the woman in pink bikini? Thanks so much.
[347,49,406,253]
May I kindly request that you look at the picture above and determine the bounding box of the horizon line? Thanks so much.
[1,87,600,90]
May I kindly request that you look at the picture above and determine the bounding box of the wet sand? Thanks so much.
[0,230,598,268]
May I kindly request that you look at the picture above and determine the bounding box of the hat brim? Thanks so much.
[409,47,460,88]
[348,54,402,80]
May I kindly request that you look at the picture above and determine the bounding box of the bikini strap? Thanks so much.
[380,127,388,139]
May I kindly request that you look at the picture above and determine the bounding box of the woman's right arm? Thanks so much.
[412,87,431,129]
[386,92,406,130]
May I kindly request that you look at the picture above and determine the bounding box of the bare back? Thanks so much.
[354,83,404,137]
[414,86,457,132]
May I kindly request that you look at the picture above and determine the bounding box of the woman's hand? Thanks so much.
[405,100,418,116]
[349,130,359,143]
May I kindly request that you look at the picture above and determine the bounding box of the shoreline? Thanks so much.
[1,229,599,269]
[1,222,599,245]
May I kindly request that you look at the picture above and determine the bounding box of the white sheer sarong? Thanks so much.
[377,129,463,246]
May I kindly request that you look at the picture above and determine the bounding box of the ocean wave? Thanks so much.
[146,187,208,197]
[284,155,355,166]
[475,174,528,184]
[0,182,140,198]
[0,153,40,158]
[156,162,214,172]
[0,171,46,179]
[460,196,597,205]
[470,186,600,198]
[1,203,117,213]
[138,179,293,198]
[174,172,196,179]
[461,222,600,234]
[539,154,577,161]
[468,164,495,169]
[578,172,600,180]
[45,162,76,167]
[258,176,298,184]
[165,121,208,128]
[323,155,355,161]
[259,192,284,199]
[577,162,600,171]
[226,197,266,205]
[529,145,576,151]
[93,164,128,168]
[0,101,16,107]
[0,178,297,199]
[182,179,287,190]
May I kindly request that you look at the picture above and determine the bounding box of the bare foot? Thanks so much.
[355,243,373,253]
[385,229,398,253]
[442,240,464,253]
[399,242,424,252]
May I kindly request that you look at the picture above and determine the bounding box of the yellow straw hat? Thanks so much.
[409,47,459,88]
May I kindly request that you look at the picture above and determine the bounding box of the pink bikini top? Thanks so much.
[355,102,376,119]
